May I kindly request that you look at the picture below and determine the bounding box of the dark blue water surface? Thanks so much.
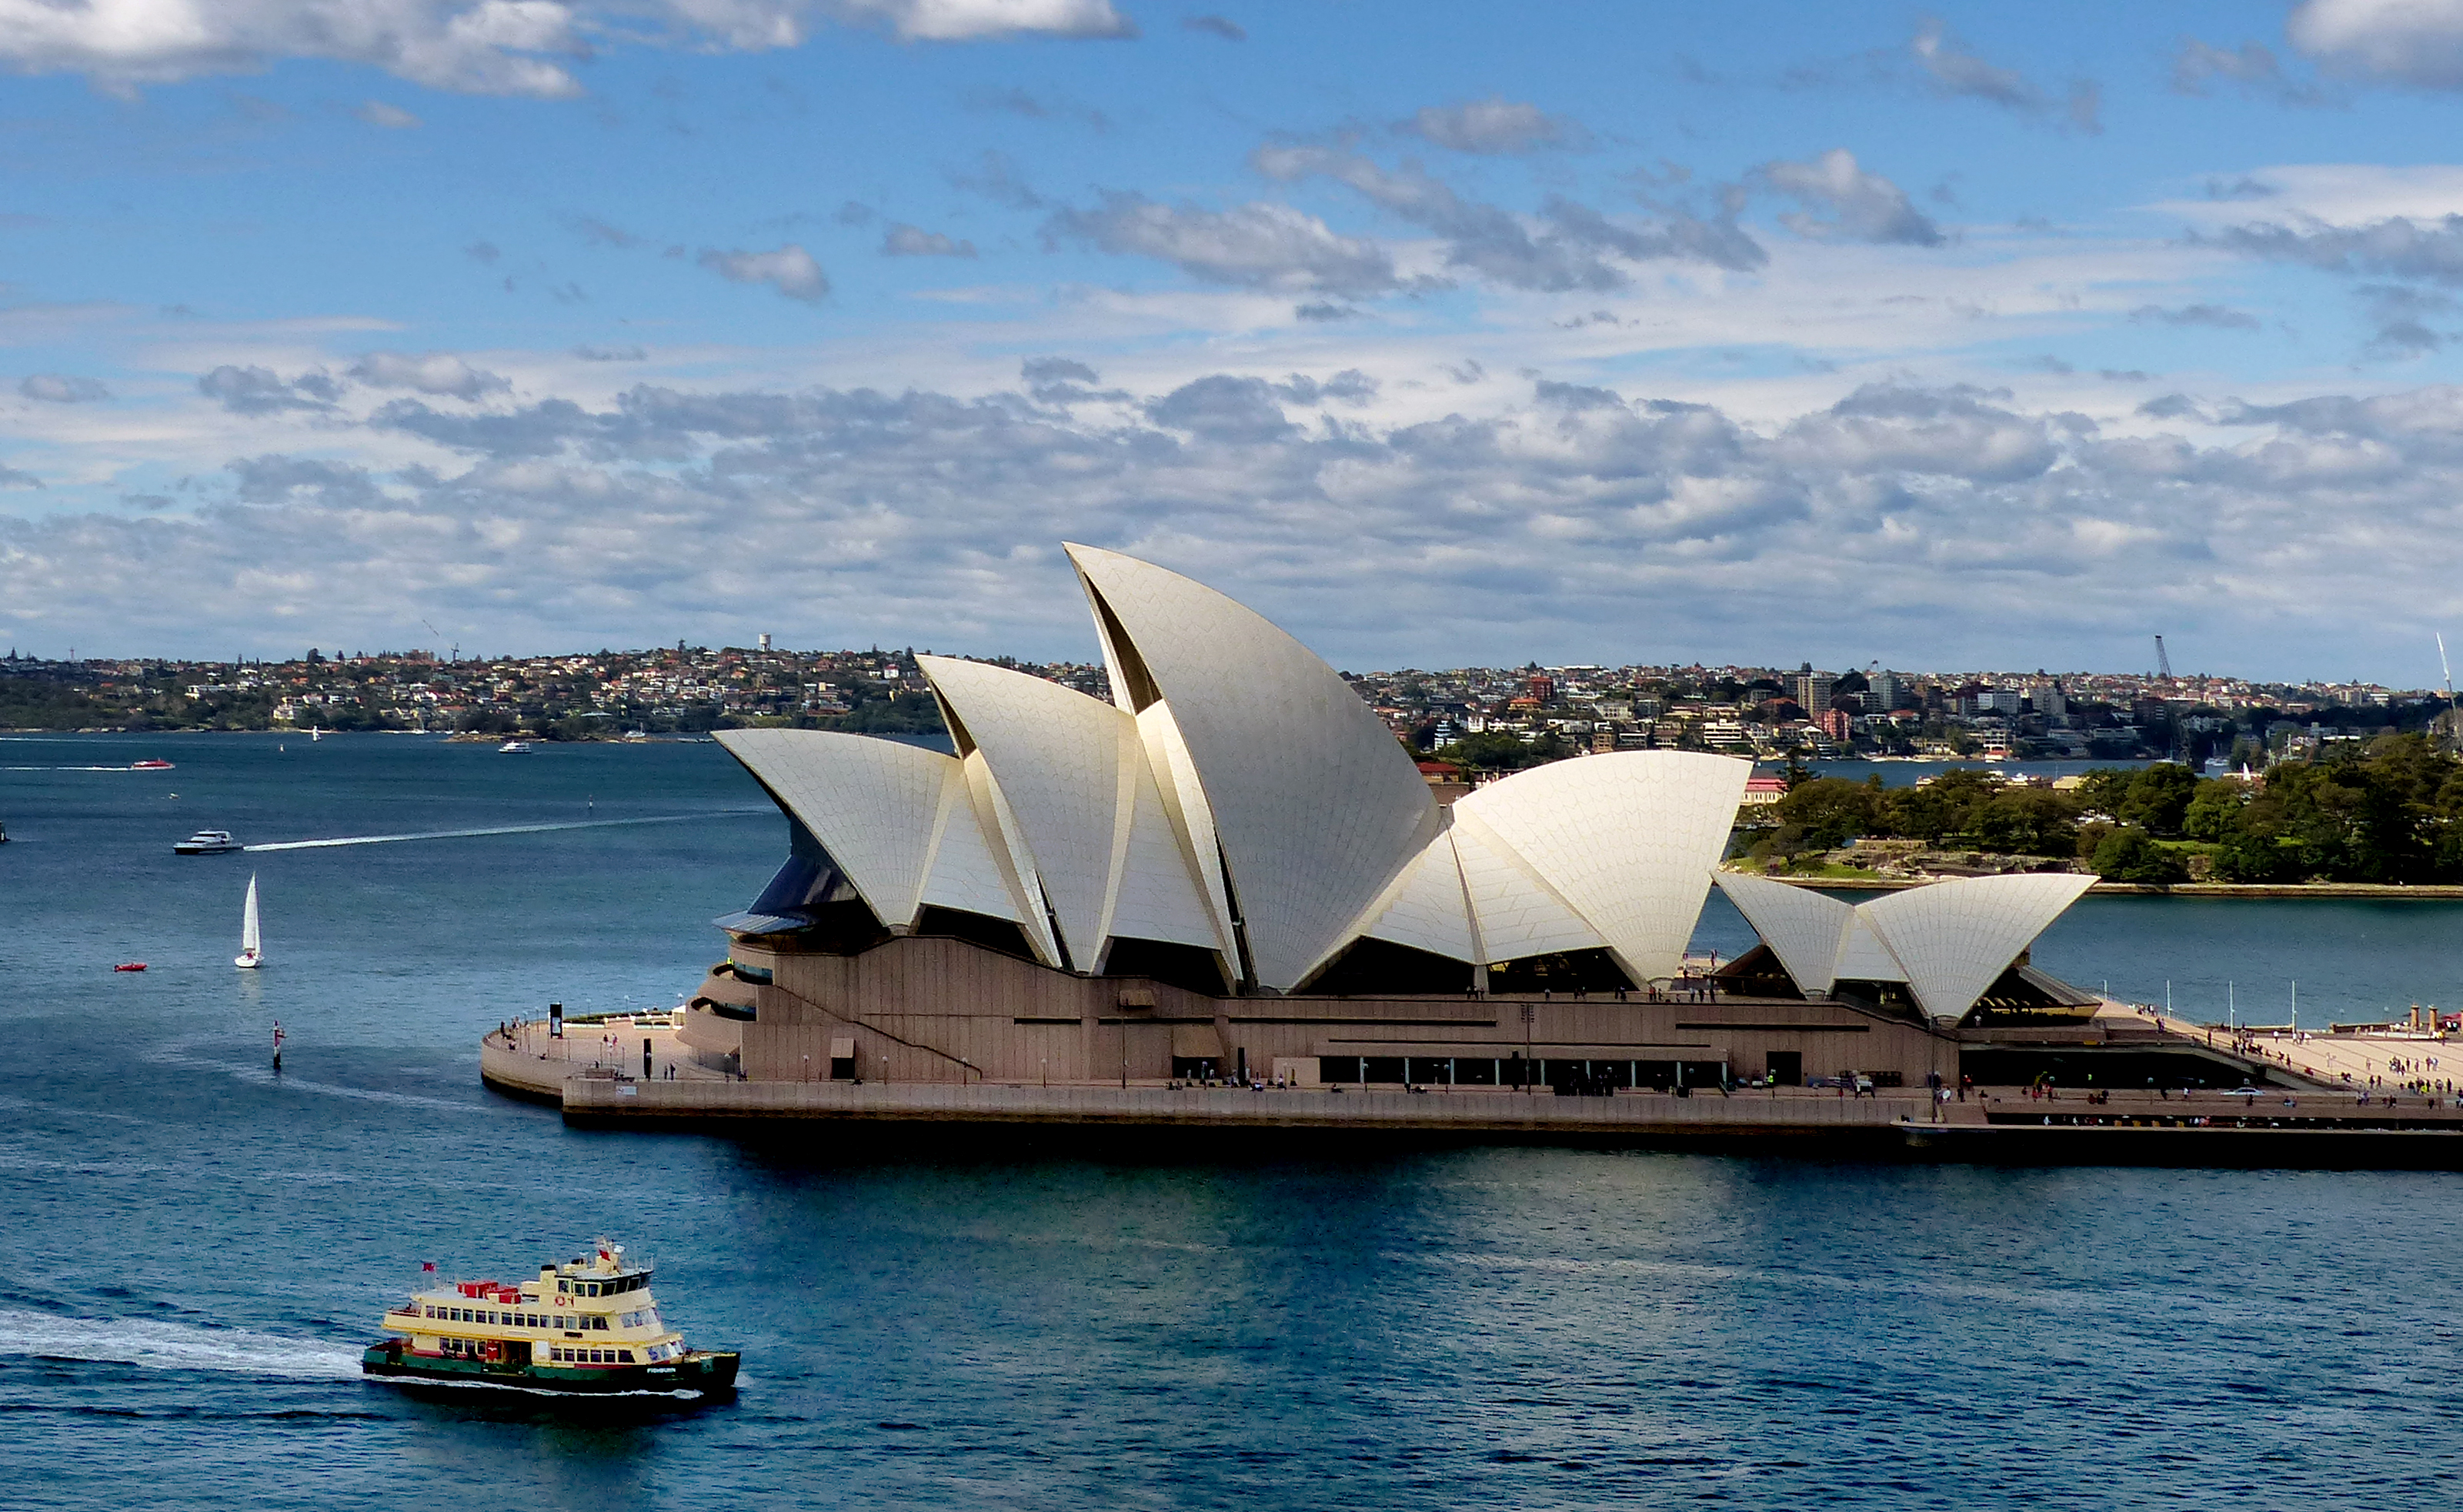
[5,733,2462,1510]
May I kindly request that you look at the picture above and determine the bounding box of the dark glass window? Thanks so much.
[1361,1056,1406,1083]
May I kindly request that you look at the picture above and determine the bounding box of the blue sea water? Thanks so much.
[4,733,2462,1510]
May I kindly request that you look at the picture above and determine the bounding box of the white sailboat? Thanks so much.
[235,873,265,969]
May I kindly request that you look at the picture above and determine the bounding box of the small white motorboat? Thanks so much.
[175,829,242,855]
[499,739,535,754]
[235,873,265,969]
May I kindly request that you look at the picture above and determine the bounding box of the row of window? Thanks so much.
[617,1309,660,1330]
[563,1273,650,1298]
[1317,1056,1732,1090]
[424,1304,609,1331]
[549,1346,637,1365]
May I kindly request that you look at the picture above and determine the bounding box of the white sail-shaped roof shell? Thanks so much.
[918,655,1222,970]
[1136,702,1240,952]
[959,752,1061,965]
[1066,543,1440,991]
[1713,870,1854,996]
[1353,819,1480,963]
[1447,813,1605,963]
[716,729,1015,933]
[1715,870,2094,1019]
[915,759,1027,926]
[1860,872,2096,1020]
[1832,913,1908,984]
[1454,752,1751,983]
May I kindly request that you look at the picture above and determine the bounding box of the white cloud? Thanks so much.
[2216,214,2463,285]
[0,0,592,98]
[1911,17,2101,132]
[697,243,831,301]
[0,1,1132,98]
[882,222,977,257]
[1251,145,1766,288]
[18,374,110,402]
[355,99,424,127]
[20,349,2463,678]
[829,0,1134,40]
[2291,0,2463,89]
[1045,192,1401,295]
[348,350,511,399]
[1398,96,1585,155]
[1758,149,1944,246]
[2171,38,2333,106]
[2155,164,2463,230]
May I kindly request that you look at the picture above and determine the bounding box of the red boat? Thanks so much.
[113,963,146,972]
[130,759,175,770]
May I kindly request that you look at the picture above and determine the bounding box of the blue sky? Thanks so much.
[9,1,2463,683]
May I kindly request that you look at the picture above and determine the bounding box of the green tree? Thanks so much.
[2089,826,2188,884]
[2182,779,2250,841]
[1972,788,2081,856]
[2118,763,2198,836]
[1885,769,1999,842]
[2070,767,2138,816]
[1433,730,1543,772]
[1773,777,1886,850]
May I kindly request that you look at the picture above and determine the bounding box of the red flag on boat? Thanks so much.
[422,1262,436,1272]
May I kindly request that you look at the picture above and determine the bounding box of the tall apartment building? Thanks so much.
[1792,663,1833,714]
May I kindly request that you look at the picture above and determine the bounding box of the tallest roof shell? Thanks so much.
[1064,543,1440,991]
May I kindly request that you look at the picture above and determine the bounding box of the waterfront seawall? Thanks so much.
[485,1018,2463,1165]
[556,1075,1929,1141]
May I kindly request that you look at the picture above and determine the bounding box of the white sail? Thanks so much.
[236,874,263,967]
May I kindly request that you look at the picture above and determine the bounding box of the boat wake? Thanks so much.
[139,1042,482,1116]
[0,1310,363,1380]
[242,808,769,852]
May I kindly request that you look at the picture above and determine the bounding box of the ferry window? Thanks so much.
[557,1280,569,1293]
[619,1350,635,1363]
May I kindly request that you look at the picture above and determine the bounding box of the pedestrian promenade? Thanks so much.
[2105,1004,2456,1097]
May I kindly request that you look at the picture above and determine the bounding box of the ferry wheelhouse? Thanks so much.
[362,1240,739,1394]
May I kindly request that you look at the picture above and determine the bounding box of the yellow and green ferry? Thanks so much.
[362,1240,739,1395]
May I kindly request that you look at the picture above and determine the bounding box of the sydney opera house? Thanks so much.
[669,545,2102,1096]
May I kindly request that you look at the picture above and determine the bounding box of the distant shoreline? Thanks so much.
[1754,873,2463,900]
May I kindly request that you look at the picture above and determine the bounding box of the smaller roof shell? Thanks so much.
[715,729,957,929]
[1714,869,2097,1020]
[1455,752,1751,983]
[1713,871,1854,995]
[1860,872,2096,1020]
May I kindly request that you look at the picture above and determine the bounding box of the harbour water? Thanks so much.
[4,734,2461,1510]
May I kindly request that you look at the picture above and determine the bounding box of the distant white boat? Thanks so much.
[235,873,264,969]
[498,739,534,754]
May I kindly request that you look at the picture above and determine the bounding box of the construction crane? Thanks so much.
[2153,634,2173,682]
